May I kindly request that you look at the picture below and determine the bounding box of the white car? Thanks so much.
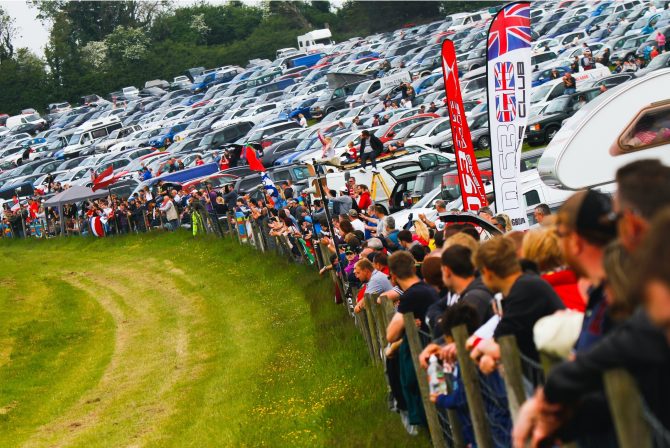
[403,118,452,148]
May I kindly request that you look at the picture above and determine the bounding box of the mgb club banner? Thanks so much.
[440,39,488,212]
[486,2,531,230]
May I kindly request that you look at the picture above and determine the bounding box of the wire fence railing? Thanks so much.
[4,204,666,448]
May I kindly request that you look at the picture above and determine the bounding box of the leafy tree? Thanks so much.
[0,5,18,62]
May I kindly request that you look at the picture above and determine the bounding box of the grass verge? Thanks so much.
[0,232,427,447]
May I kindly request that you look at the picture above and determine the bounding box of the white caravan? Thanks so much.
[538,68,670,191]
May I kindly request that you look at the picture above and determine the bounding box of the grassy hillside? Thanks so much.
[0,232,426,447]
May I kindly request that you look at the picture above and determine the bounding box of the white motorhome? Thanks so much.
[447,11,491,32]
[62,117,123,157]
[539,68,670,191]
[345,70,412,107]
[297,29,334,54]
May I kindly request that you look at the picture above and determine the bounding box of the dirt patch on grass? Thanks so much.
[21,260,205,447]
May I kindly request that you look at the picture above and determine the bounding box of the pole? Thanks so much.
[312,158,339,255]
[108,185,119,235]
[205,184,224,237]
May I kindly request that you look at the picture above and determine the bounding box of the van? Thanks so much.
[62,117,123,158]
[246,79,295,97]
[447,11,490,32]
[5,113,47,131]
[346,70,412,107]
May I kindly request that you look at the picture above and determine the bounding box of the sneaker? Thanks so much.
[359,168,366,173]
[400,410,418,436]
[372,168,379,173]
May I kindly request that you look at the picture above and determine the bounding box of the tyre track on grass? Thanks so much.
[22,259,207,447]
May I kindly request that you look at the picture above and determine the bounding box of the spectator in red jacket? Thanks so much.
[356,184,372,211]
[521,227,586,312]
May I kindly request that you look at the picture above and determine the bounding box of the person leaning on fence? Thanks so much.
[353,258,393,313]
[512,160,670,446]
[470,236,565,372]
[513,208,670,448]
[386,251,439,429]
[429,302,512,448]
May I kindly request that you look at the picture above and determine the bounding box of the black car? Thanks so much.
[526,88,603,146]
[309,81,365,120]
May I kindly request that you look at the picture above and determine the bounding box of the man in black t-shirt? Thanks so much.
[387,251,438,341]
[386,251,438,427]
[427,245,494,338]
[472,236,564,366]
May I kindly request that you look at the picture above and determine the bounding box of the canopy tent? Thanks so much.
[43,185,110,236]
[43,185,109,207]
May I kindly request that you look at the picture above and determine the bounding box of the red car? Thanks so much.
[376,113,440,143]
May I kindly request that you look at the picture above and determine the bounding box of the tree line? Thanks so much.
[0,1,499,115]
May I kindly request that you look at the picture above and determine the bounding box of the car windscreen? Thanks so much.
[545,97,570,114]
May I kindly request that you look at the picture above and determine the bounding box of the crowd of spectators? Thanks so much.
[3,155,670,447]
[306,158,670,446]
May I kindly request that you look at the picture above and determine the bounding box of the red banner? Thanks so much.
[441,40,488,211]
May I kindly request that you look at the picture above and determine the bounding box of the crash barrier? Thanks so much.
[4,207,666,447]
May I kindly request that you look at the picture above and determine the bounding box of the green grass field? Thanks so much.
[0,232,427,447]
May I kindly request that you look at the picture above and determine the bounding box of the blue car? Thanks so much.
[531,66,569,87]
[181,94,205,107]
[288,98,318,120]
[148,124,188,148]
[412,73,442,95]
[591,2,611,17]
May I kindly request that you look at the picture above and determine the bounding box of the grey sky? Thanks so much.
[3,0,345,58]
[3,0,49,56]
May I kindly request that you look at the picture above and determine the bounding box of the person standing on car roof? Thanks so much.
[562,72,577,95]
[359,130,382,172]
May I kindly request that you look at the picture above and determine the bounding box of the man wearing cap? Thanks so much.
[555,189,618,351]
[348,209,366,234]
[419,200,447,231]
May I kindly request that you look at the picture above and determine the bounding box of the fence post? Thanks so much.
[402,312,448,448]
[369,293,387,347]
[357,309,376,360]
[452,325,493,448]
[498,335,527,423]
[363,293,381,363]
[603,369,652,448]
[381,296,396,328]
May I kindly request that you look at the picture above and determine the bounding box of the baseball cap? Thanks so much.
[558,190,617,246]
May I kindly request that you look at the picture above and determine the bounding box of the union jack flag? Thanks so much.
[494,62,516,122]
[487,2,531,60]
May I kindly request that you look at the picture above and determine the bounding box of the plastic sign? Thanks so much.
[486,1,531,230]
[441,39,489,212]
